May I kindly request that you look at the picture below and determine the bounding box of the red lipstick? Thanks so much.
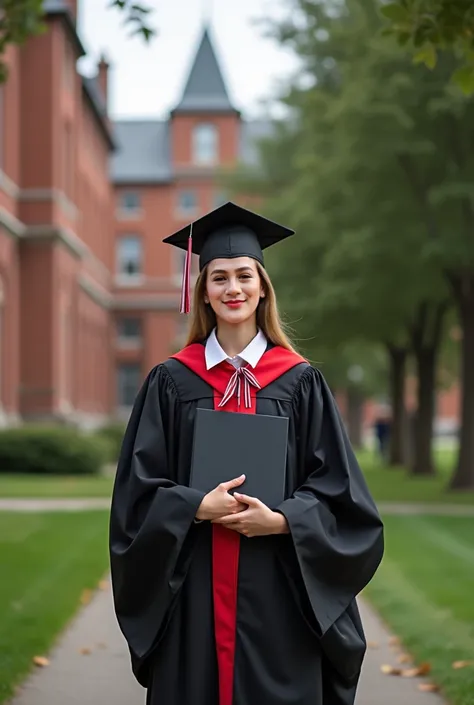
[224,300,245,308]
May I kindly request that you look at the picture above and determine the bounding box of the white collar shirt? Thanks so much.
[205,328,268,371]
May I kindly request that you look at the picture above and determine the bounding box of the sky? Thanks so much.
[77,0,301,120]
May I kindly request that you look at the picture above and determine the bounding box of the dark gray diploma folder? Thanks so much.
[189,408,289,509]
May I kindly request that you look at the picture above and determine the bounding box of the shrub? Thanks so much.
[0,426,108,475]
[94,422,126,464]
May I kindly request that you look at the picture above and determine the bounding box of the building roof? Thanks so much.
[43,0,67,10]
[82,76,107,117]
[82,77,116,150]
[42,2,114,150]
[42,0,86,57]
[110,118,272,184]
[110,121,172,184]
[173,27,237,114]
[109,25,273,183]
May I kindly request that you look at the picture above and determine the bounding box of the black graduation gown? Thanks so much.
[109,347,384,705]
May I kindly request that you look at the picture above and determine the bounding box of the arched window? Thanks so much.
[192,123,218,165]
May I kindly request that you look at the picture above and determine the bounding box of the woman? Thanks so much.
[109,202,384,705]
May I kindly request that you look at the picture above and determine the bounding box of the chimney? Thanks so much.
[97,53,110,108]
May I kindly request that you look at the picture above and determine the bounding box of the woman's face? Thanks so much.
[205,257,265,326]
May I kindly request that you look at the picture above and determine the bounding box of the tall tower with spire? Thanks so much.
[170,26,241,171]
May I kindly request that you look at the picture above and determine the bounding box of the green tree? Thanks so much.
[0,0,156,81]
[279,0,474,488]
[381,0,474,93]
[235,0,471,483]
[231,106,443,471]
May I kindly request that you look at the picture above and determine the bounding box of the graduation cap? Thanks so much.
[163,201,295,313]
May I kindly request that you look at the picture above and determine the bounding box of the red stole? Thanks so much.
[171,343,306,705]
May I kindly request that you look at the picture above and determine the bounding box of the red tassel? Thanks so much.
[179,225,193,314]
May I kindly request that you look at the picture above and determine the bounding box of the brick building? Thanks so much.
[0,1,270,426]
[0,0,115,428]
[0,0,460,432]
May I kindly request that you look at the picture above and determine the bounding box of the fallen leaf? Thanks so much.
[381,664,402,676]
[452,660,474,669]
[401,668,419,678]
[80,589,93,605]
[33,656,50,668]
[401,663,431,678]
[98,580,109,591]
[79,647,92,656]
[389,636,401,646]
[397,654,412,664]
[418,683,439,693]
[367,641,379,649]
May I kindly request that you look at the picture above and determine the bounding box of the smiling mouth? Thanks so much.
[224,300,245,307]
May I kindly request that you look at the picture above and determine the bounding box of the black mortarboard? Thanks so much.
[163,201,294,313]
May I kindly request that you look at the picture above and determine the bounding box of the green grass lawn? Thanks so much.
[0,511,110,704]
[1,446,473,705]
[365,514,474,705]
[0,474,115,499]
[1,446,473,504]
[359,448,474,504]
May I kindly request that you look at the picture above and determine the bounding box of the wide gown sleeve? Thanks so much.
[277,366,384,638]
[109,364,206,664]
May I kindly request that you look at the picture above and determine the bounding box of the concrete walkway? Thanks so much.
[8,580,445,705]
[1,497,474,515]
[0,498,111,512]
[378,502,474,516]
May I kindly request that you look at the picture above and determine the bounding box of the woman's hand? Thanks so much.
[211,493,290,537]
[195,475,247,521]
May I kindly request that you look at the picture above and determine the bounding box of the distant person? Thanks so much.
[373,405,391,460]
[109,203,384,705]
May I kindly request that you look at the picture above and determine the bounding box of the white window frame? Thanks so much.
[117,317,142,349]
[117,191,142,219]
[117,363,142,408]
[192,123,219,165]
[116,235,144,286]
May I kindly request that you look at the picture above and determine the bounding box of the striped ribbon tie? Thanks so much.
[218,366,261,409]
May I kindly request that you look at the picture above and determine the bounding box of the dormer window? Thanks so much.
[192,123,218,165]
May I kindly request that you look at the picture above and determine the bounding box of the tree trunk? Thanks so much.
[411,348,436,475]
[387,344,409,466]
[346,386,364,449]
[409,301,447,476]
[448,275,474,490]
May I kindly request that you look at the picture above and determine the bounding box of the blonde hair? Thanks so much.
[185,261,298,353]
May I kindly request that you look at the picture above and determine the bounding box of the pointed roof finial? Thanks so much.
[173,26,238,114]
